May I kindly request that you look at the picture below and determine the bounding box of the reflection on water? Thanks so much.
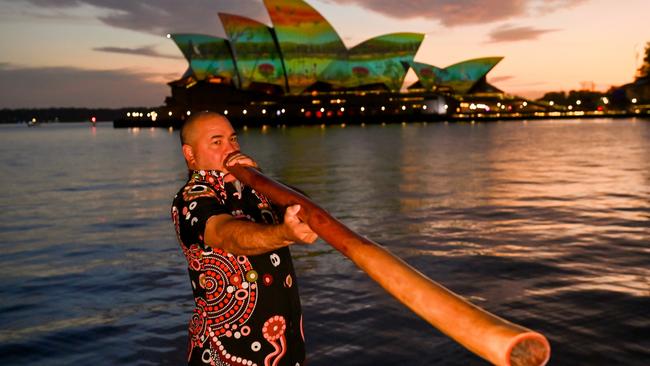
[0,119,649,365]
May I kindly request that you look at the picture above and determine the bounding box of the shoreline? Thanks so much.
[113,110,650,129]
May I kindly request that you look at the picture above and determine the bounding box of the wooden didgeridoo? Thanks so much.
[227,162,551,366]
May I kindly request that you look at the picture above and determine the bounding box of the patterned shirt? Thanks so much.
[171,170,305,366]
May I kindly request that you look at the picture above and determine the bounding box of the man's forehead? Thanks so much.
[194,116,233,134]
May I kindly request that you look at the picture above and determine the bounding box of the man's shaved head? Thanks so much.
[180,111,240,171]
[180,111,227,146]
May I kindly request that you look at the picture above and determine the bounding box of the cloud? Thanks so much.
[325,0,592,26]
[0,64,170,108]
[93,45,183,60]
[17,0,270,35]
[329,0,526,26]
[488,24,559,42]
[488,75,515,83]
[534,0,589,14]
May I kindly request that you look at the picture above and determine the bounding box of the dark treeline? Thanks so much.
[0,107,157,123]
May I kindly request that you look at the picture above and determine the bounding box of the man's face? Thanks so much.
[184,116,240,171]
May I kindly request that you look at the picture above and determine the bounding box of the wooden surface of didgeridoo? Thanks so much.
[226,162,551,366]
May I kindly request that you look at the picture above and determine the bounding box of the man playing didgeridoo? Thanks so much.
[171,111,317,365]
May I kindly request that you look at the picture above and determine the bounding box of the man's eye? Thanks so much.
[214,140,221,145]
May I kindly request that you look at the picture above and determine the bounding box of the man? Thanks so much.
[171,111,317,366]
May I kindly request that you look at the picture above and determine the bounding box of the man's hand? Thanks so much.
[282,205,318,244]
[224,151,258,182]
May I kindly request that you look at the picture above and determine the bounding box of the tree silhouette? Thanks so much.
[637,41,650,80]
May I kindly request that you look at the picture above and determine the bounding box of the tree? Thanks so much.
[637,42,650,80]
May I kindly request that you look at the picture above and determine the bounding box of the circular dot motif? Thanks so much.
[251,341,261,352]
[246,270,258,282]
[262,274,273,286]
[197,248,258,336]
[262,315,286,342]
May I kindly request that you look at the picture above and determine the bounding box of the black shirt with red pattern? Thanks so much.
[171,170,305,366]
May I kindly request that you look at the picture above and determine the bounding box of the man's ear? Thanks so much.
[182,144,195,167]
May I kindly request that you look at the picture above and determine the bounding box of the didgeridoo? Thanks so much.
[226,160,551,366]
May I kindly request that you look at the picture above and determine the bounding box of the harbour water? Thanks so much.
[0,119,648,365]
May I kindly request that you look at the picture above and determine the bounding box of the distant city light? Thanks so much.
[443,104,448,110]
[300,108,305,113]
[422,105,427,110]
[381,106,385,111]
[243,109,248,115]
[469,103,477,110]
[632,98,638,103]
[276,110,281,116]
[497,102,501,107]
[602,97,609,105]
[262,109,267,114]
[166,34,171,39]
[127,112,131,117]
[576,100,582,105]
[281,108,286,113]
[320,107,325,112]
[168,111,173,116]
[186,110,191,116]
[522,101,528,107]
[568,105,573,110]
[401,105,406,110]
[549,101,555,106]
[340,107,345,112]
[360,106,365,112]
[224,110,228,115]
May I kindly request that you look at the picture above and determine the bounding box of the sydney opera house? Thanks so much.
[156,0,519,125]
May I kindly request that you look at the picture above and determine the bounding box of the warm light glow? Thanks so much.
[522,101,528,107]
[602,97,609,105]
[281,108,286,113]
[631,98,637,103]
[300,108,305,113]
[568,105,573,110]
[168,111,172,116]
[576,100,582,105]
[401,105,406,110]
[340,107,345,112]
[224,110,228,115]
[127,112,131,117]
[549,101,555,106]
[360,106,365,112]
[443,104,448,110]
[166,33,171,39]
[381,106,386,111]
[422,105,427,110]
[320,107,325,112]
[243,109,248,115]
[262,109,267,114]
[186,110,191,116]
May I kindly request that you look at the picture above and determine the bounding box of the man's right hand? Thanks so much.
[282,205,318,244]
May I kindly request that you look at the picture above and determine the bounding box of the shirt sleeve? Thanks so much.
[178,195,229,250]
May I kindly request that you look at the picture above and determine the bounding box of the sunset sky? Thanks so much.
[1,0,648,108]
